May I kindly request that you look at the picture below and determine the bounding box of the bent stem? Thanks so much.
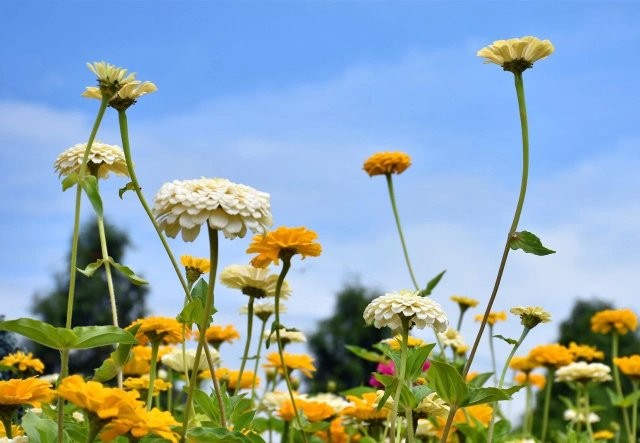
[540,367,555,442]
[385,173,419,291]
[235,296,255,395]
[443,71,531,443]
[390,317,411,443]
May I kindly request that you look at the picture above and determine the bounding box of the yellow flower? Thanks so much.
[127,317,189,345]
[85,61,136,94]
[450,295,479,308]
[180,255,210,282]
[0,422,24,438]
[54,142,129,179]
[591,309,638,335]
[247,226,322,268]
[0,377,53,408]
[83,81,158,106]
[200,324,240,346]
[474,311,507,325]
[528,344,574,368]
[437,327,467,350]
[363,151,411,176]
[383,335,426,350]
[466,372,479,382]
[434,404,493,437]
[613,355,640,380]
[593,430,615,441]
[515,372,546,389]
[415,392,450,417]
[263,352,316,378]
[568,342,604,362]
[342,392,388,421]
[0,351,44,374]
[200,368,260,391]
[220,264,291,298]
[509,356,539,373]
[510,306,551,329]
[279,398,335,422]
[477,36,554,73]
[122,345,172,375]
[316,417,350,443]
[123,376,172,396]
[100,407,179,443]
[57,375,140,421]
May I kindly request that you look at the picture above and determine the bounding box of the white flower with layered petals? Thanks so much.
[220,264,290,298]
[54,142,129,179]
[160,347,219,372]
[555,362,612,383]
[363,290,448,331]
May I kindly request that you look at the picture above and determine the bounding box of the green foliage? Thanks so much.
[509,230,555,255]
[419,270,446,297]
[307,281,388,392]
[30,218,148,375]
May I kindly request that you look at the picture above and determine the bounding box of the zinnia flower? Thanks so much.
[342,392,389,421]
[509,356,538,373]
[54,142,129,179]
[510,306,551,329]
[199,324,240,347]
[247,226,321,268]
[126,317,189,345]
[263,352,316,378]
[477,36,554,73]
[613,355,640,380]
[240,301,285,321]
[265,328,306,345]
[363,289,448,332]
[568,342,604,362]
[279,398,335,422]
[123,376,172,396]
[383,335,425,350]
[450,295,479,309]
[555,362,612,383]
[153,177,272,242]
[122,345,171,375]
[474,311,507,325]
[100,407,179,443]
[220,264,291,298]
[363,151,411,176]
[437,327,467,350]
[180,255,210,283]
[529,344,574,368]
[0,378,53,408]
[83,81,158,107]
[86,61,136,94]
[593,430,615,441]
[563,408,599,424]
[591,309,638,335]
[415,392,450,417]
[200,368,260,391]
[0,351,44,374]
[160,347,218,372]
[514,372,546,389]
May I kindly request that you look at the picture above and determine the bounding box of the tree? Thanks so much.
[31,218,148,376]
[0,315,19,380]
[307,281,389,393]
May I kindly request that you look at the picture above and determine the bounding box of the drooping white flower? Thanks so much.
[153,177,272,241]
[510,306,551,329]
[363,290,448,331]
[220,264,290,298]
[54,142,129,179]
[264,328,306,344]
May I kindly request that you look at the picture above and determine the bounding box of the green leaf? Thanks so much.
[108,257,149,285]
[427,360,468,406]
[340,386,377,397]
[466,372,493,388]
[193,389,220,423]
[419,270,446,296]
[510,230,555,256]
[466,385,523,406]
[493,334,518,345]
[21,411,61,443]
[177,298,206,326]
[187,427,254,443]
[345,345,387,363]
[77,258,104,277]
[405,344,436,380]
[118,181,137,199]
[618,389,640,407]
[80,175,103,217]
[61,173,79,192]
[71,325,137,349]
[92,357,118,382]
[0,318,75,350]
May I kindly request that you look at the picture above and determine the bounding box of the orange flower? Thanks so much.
[316,417,350,443]
[279,398,335,422]
[123,376,172,396]
[101,407,179,442]
[363,152,412,176]
[0,351,45,374]
[0,377,53,407]
[515,372,546,389]
[342,392,388,421]
[263,352,316,378]
[528,344,574,368]
[614,355,640,380]
[591,309,638,335]
[247,226,321,268]
[199,324,240,346]
[434,404,493,437]
[200,368,260,390]
[122,345,172,375]
[509,356,539,373]
[474,311,507,325]
[126,317,189,345]
[568,342,604,362]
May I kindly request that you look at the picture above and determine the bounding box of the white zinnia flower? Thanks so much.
[87,61,136,89]
[240,301,285,321]
[363,290,448,332]
[264,328,306,344]
[415,419,437,437]
[510,306,551,329]
[308,393,351,412]
[220,264,291,298]
[54,142,129,179]
[153,177,272,241]
[563,408,600,423]
[72,411,85,422]
[160,347,219,372]
[259,391,294,413]
[437,327,466,350]
[477,36,554,72]
[555,362,612,383]
[0,437,29,443]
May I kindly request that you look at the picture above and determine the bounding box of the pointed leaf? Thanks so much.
[107,257,148,285]
[419,270,446,296]
[465,385,523,406]
[21,411,62,443]
[177,298,205,326]
[340,386,377,397]
[493,334,518,345]
[406,343,436,379]
[428,360,468,406]
[0,318,75,350]
[345,345,387,363]
[71,325,137,349]
[80,175,103,217]
[466,372,493,388]
[92,358,118,383]
[118,181,137,199]
[61,173,79,192]
[510,230,555,256]
[77,259,104,278]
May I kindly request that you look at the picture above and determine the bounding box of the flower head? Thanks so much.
[126,317,189,345]
[555,361,612,383]
[153,177,272,242]
[160,347,218,372]
[123,376,172,396]
[342,392,389,421]
[220,264,291,298]
[122,345,171,375]
[515,372,546,389]
[593,430,615,441]
[57,375,140,420]
[199,324,240,348]
[100,407,179,443]
[437,327,467,351]
[363,289,448,332]
[200,368,260,391]
[279,398,335,422]
[180,255,210,283]
[54,142,129,179]
[509,356,539,373]
[591,309,638,335]
[415,392,450,418]
[474,311,507,325]
[450,295,479,309]
[0,378,53,408]
[83,81,157,111]
[363,151,411,176]
[568,342,604,362]
[240,301,285,321]
[263,352,316,378]
[86,61,136,95]
[477,36,554,74]
[0,351,44,374]
[247,226,321,268]
[528,344,574,368]
[564,408,599,424]
[265,328,306,346]
[613,355,640,380]
[510,306,551,329]
[383,335,426,351]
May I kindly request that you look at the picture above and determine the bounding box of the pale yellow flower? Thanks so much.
[450,295,479,308]
[264,328,306,345]
[437,327,467,350]
[86,61,136,92]
[54,142,129,179]
[555,362,612,383]
[220,264,290,298]
[510,306,551,329]
[363,289,448,332]
[415,392,449,417]
[477,36,554,73]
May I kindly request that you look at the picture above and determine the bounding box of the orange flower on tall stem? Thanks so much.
[247,226,321,268]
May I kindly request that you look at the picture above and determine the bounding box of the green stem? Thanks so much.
[385,173,420,291]
[540,367,555,442]
[117,110,191,298]
[612,333,633,442]
[167,368,174,415]
[524,382,533,437]
[488,324,498,385]
[390,317,410,443]
[632,380,638,443]
[182,228,225,441]
[442,71,532,443]
[57,349,69,443]
[456,308,467,332]
[251,318,268,404]
[1,415,13,439]
[146,340,160,410]
[583,385,594,441]
[235,296,255,395]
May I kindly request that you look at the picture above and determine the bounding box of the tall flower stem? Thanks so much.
[540,367,555,442]
[251,318,268,403]
[582,385,595,441]
[1,415,13,439]
[612,332,633,441]
[488,325,498,385]
[235,296,255,395]
[181,228,225,441]
[274,257,307,443]
[390,317,411,443]
[524,382,533,436]
[631,380,638,443]
[443,72,531,443]
[385,174,419,291]
[146,339,161,410]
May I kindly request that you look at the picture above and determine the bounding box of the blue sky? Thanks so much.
[2,1,640,408]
